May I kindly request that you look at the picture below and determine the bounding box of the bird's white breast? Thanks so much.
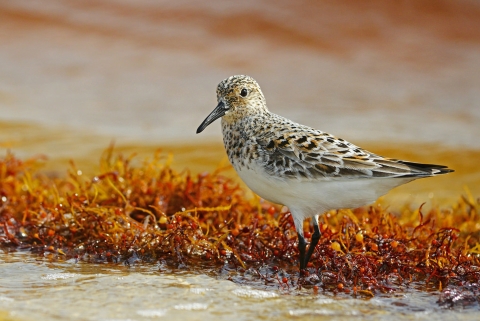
[233,160,414,220]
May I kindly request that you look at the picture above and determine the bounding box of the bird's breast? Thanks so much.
[222,121,261,170]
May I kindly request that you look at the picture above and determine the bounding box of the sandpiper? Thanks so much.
[196,75,453,271]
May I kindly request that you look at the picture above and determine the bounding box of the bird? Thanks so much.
[196,75,453,271]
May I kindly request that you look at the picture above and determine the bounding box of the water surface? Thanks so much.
[1,252,478,321]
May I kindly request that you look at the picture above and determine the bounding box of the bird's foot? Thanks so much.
[299,268,310,277]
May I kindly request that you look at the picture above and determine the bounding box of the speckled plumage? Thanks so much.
[197,75,453,270]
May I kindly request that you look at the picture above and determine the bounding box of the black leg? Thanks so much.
[298,233,307,270]
[304,216,321,268]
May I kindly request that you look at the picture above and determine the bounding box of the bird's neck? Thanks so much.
[221,110,270,135]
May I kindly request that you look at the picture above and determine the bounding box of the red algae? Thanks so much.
[0,149,479,304]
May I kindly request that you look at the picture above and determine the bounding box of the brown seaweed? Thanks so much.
[0,149,479,301]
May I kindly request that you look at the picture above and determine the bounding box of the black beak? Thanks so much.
[196,101,227,134]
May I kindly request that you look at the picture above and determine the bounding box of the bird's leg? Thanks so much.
[298,233,307,271]
[293,214,307,271]
[304,215,321,268]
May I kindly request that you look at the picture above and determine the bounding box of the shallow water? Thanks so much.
[1,251,479,321]
[1,0,480,320]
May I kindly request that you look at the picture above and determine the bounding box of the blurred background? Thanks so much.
[1,0,479,202]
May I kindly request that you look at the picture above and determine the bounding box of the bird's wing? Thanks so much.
[256,127,450,180]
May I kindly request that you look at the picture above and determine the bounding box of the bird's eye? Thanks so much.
[240,88,248,97]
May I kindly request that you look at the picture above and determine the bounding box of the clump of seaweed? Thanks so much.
[0,149,479,302]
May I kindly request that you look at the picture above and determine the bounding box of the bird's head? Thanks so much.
[196,75,267,134]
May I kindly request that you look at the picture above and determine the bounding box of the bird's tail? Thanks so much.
[398,161,454,176]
